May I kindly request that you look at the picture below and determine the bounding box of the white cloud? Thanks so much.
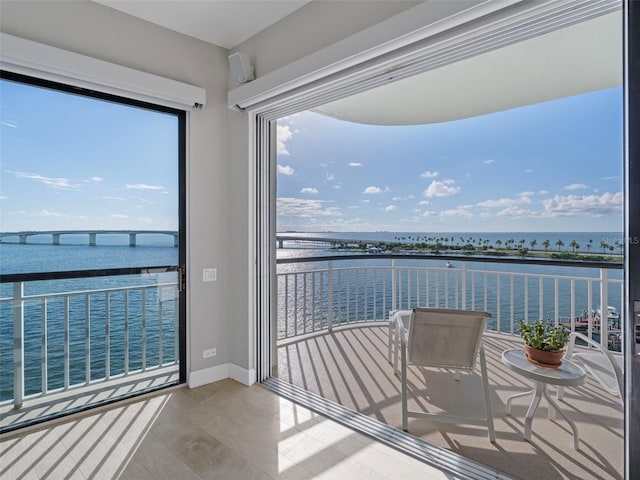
[483,159,495,164]
[418,200,430,206]
[422,210,438,217]
[518,191,535,197]
[603,175,620,181]
[326,173,334,181]
[91,176,104,182]
[384,205,397,212]
[423,180,460,198]
[102,196,126,200]
[496,206,540,218]
[542,192,623,217]
[9,170,82,190]
[277,124,293,155]
[477,195,531,208]
[421,170,439,178]
[38,209,61,217]
[392,195,414,201]
[538,190,549,195]
[564,183,588,191]
[277,197,341,218]
[126,183,164,190]
[0,195,7,200]
[363,186,382,194]
[111,214,129,218]
[300,187,318,194]
[441,207,473,218]
[525,169,533,173]
[349,162,363,167]
[277,165,295,175]
[1,120,17,128]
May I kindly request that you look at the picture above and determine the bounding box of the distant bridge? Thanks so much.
[276,235,363,249]
[0,230,178,247]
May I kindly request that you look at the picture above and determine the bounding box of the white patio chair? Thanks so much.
[400,308,495,442]
[387,309,412,374]
[557,331,623,403]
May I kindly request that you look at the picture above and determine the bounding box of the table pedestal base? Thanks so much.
[506,381,580,450]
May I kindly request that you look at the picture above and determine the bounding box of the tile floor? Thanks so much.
[1,379,457,479]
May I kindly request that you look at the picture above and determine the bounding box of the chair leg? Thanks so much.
[387,320,394,364]
[479,344,496,443]
[401,335,408,432]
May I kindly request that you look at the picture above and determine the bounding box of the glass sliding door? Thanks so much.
[0,71,186,432]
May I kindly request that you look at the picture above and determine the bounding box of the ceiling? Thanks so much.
[94,0,312,49]
[314,11,622,126]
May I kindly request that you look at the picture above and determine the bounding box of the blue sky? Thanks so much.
[0,79,179,232]
[276,87,623,233]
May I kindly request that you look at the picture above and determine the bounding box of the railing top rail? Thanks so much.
[276,253,623,270]
[0,265,178,283]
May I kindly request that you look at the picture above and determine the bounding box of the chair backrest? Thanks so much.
[407,308,492,370]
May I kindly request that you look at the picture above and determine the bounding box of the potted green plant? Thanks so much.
[517,319,569,368]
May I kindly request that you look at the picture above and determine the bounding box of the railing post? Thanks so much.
[12,282,24,409]
[461,261,467,310]
[391,258,397,311]
[327,260,333,331]
[600,268,608,349]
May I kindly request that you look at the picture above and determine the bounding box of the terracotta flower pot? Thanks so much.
[524,343,563,368]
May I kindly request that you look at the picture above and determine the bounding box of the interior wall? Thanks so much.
[0,1,232,379]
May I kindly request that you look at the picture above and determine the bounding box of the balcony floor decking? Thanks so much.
[277,324,623,480]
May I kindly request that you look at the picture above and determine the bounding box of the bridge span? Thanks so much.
[0,230,178,247]
[276,235,364,249]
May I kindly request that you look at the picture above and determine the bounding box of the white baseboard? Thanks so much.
[188,363,255,388]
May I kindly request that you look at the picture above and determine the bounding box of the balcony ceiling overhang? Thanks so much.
[312,11,621,126]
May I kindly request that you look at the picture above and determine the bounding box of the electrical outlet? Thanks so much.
[203,348,216,359]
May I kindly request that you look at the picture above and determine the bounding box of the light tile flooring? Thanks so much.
[1,379,457,480]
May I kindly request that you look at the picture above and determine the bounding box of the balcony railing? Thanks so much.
[277,255,623,351]
[0,267,179,409]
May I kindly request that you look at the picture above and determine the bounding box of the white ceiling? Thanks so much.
[94,0,312,49]
[314,11,622,126]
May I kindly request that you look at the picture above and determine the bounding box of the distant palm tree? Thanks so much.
[542,239,550,251]
[615,240,623,254]
[495,239,503,249]
[569,240,579,253]
[556,239,564,251]
[600,240,608,253]
[587,239,593,253]
[530,239,537,250]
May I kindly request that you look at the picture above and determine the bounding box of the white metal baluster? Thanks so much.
[587,281,593,340]
[524,277,529,324]
[294,273,299,335]
[303,272,308,334]
[328,261,334,331]
[13,282,24,408]
[496,275,501,332]
[461,262,467,309]
[483,272,488,312]
[41,298,48,395]
[124,290,129,375]
[554,278,559,326]
[373,269,378,320]
[105,292,110,380]
[407,268,412,309]
[142,288,147,371]
[174,285,179,364]
[64,295,70,389]
[435,271,440,308]
[391,259,397,311]
[600,268,608,348]
[426,269,431,307]
[444,269,449,308]
[159,286,164,366]
[312,272,316,331]
[539,277,544,320]
[471,271,476,310]
[285,274,289,338]
[510,275,515,334]
[570,280,576,332]
[85,294,90,384]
